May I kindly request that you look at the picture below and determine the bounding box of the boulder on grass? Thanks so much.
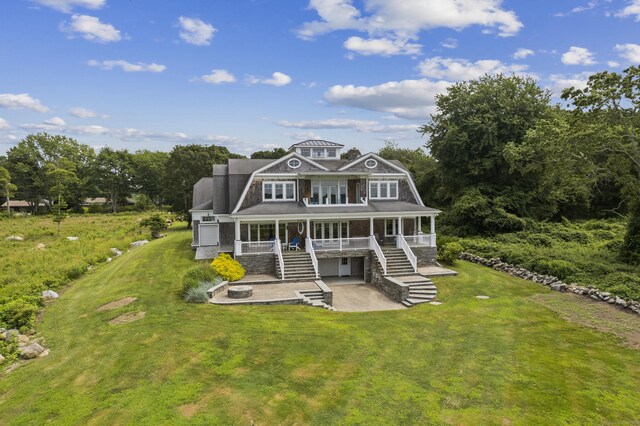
[18,342,46,359]
[6,235,24,241]
[130,240,149,248]
[110,248,123,256]
[67,236,79,241]
[42,290,59,301]
[36,243,45,250]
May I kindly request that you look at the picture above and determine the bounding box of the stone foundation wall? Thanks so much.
[236,253,275,275]
[460,253,640,317]
[366,252,409,302]
[412,246,438,266]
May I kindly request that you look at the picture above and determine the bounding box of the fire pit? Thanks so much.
[228,285,253,299]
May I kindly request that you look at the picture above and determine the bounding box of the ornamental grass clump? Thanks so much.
[182,263,219,294]
[210,253,245,282]
[184,282,213,304]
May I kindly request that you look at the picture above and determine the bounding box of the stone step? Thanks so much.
[409,291,437,297]
[401,300,414,308]
[387,267,416,273]
[403,277,432,284]
[405,298,431,305]
[409,283,436,288]
[409,294,436,300]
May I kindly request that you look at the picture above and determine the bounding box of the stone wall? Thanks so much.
[460,253,640,317]
[236,253,275,275]
[367,252,409,301]
[412,246,437,266]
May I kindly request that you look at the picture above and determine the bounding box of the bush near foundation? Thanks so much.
[210,253,245,282]
[438,242,464,265]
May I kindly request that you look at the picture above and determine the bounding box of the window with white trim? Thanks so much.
[263,181,295,201]
[364,158,378,168]
[312,148,324,158]
[369,181,398,200]
[385,219,398,236]
[300,148,310,157]
[310,179,347,205]
[326,148,337,157]
[287,158,301,169]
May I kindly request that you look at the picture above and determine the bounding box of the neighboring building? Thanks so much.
[0,200,46,212]
[190,140,439,280]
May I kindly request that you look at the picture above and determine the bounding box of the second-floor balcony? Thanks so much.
[302,196,368,207]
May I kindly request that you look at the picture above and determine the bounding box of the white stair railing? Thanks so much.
[369,235,387,275]
[306,237,320,278]
[275,239,285,279]
[396,234,418,273]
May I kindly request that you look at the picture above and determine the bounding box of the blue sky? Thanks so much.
[1,0,639,156]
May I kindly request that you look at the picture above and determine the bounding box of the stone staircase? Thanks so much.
[381,247,416,276]
[299,289,336,311]
[277,251,317,280]
[400,275,438,307]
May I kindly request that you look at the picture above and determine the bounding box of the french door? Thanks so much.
[313,221,349,239]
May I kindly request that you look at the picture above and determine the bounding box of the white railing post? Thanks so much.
[274,239,285,279]
[306,237,319,278]
[234,240,242,256]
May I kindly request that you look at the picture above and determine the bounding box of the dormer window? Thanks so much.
[369,180,398,200]
[300,148,311,157]
[263,181,296,201]
[287,158,301,169]
[326,148,337,158]
[312,148,324,158]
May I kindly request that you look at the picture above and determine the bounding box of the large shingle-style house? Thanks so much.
[190,140,440,281]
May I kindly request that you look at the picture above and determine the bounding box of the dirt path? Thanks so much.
[97,297,137,311]
[108,311,145,325]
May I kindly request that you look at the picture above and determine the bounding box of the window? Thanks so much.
[369,181,398,200]
[364,158,378,169]
[263,181,295,201]
[300,148,311,157]
[312,148,325,158]
[287,158,301,169]
[249,223,276,241]
[385,219,398,236]
[326,148,337,157]
[341,257,349,265]
[310,180,348,205]
[202,215,216,222]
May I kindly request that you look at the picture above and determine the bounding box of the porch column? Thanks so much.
[397,216,403,235]
[275,219,280,244]
[306,218,311,238]
[417,216,422,234]
[430,215,436,247]
[369,217,374,236]
[234,220,242,256]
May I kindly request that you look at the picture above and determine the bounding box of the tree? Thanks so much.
[5,133,94,212]
[46,159,78,235]
[163,144,244,220]
[562,66,640,261]
[94,148,134,213]
[131,150,169,207]
[250,148,287,159]
[0,166,17,214]
[140,213,168,238]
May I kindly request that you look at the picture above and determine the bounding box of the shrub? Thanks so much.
[601,272,640,300]
[531,259,577,280]
[184,282,213,303]
[211,253,245,282]
[622,201,640,265]
[0,299,39,332]
[182,264,219,294]
[139,214,168,238]
[438,242,464,265]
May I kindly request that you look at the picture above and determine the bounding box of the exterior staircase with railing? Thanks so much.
[381,247,416,276]
[400,275,438,307]
[276,251,317,280]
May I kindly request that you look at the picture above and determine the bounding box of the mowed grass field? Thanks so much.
[1,224,640,424]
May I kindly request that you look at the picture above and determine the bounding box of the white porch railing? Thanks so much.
[396,234,418,273]
[369,235,387,275]
[403,233,436,247]
[274,239,285,279]
[239,241,275,254]
[311,237,370,251]
[305,237,320,278]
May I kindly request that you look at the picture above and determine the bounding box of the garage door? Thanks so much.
[199,224,219,246]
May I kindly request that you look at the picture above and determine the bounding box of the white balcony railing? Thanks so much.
[302,197,368,207]
[240,240,275,254]
[311,237,370,251]
[403,234,435,247]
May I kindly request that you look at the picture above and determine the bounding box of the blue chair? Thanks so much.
[289,236,301,250]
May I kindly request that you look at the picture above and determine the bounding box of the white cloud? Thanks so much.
[616,0,640,20]
[178,16,216,46]
[298,0,523,41]
[554,1,599,17]
[0,118,9,130]
[615,43,640,63]
[561,46,596,65]
[87,59,166,73]
[441,38,458,49]
[513,48,534,59]
[344,36,421,56]
[44,117,66,126]
[417,57,528,81]
[324,79,452,119]
[197,69,236,84]
[284,131,322,141]
[607,61,620,67]
[278,118,420,133]
[547,72,592,96]
[69,106,96,118]
[247,72,292,87]
[62,14,121,43]
[32,0,105,13]
[0,93,49,112]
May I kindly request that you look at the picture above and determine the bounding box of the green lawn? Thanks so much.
[1,225,639,425]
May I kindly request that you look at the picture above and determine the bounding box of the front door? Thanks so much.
[339,257,351,276]
[313,221,349,239]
